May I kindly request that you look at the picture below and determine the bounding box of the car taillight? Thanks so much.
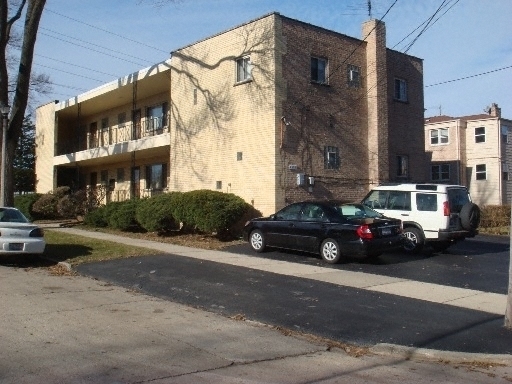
[443,201,450,216]
[30,228,44,238]
[356,224,373,239]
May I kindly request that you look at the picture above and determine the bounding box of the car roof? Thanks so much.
[371,183,468,192]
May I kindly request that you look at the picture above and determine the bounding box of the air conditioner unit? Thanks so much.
[297,173,305,186]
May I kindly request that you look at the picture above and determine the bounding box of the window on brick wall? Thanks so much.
[324,146,339,169]
[347,64,360,87]
[430,128,449,145]
[475,127,486,143]
[394,78,407,102]
[311,57,328,84]
[397,155,409,178]
[236,56,252,83]
[431,164,450,181]
[476,164,486,180]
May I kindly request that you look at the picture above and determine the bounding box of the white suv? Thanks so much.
[362,183,480,253]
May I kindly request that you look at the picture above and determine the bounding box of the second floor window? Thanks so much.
[430,128,449,145]
[324,146,339,169]
[311,57,328,84]
[236,56,251,83]
[397,155,409,178]
[347,64,360,87]
[394,78,407,102]
[147,103,168,132]
[475,127,486,143]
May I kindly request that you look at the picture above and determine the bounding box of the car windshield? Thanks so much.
[334,204,382,219]
[0,208,29,223]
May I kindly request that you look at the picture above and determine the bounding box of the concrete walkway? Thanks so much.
[49,226,507,316]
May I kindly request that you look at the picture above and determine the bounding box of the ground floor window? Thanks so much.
[145,163,167,190]
[476,164,487,180]
[431,164,450,181]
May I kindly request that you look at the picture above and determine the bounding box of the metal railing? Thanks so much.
[56,115,170,156]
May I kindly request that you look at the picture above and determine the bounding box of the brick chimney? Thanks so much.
[489,103,501,118]
[363,19,388,184]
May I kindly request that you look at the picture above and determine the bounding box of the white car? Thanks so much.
[0,207,46,254]
[362,183,480,253]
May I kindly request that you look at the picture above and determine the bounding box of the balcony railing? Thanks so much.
[56,115,169,156]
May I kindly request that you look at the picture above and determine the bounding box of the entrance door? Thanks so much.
[89,122,98,148]
[131,167,140,198]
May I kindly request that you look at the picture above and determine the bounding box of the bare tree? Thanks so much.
[0,0,46,206]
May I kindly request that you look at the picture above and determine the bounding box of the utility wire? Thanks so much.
[425,65,512,87]
[45,8,168,54]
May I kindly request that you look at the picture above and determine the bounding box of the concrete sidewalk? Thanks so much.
[49,226,507,316]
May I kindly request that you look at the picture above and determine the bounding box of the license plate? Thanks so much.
[9,243,23,251]
[381,228,391,236]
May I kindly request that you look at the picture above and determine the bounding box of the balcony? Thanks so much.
[54,116,170,166]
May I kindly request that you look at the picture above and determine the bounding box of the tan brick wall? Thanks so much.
[35,102,56,193]
[169,14,279,216]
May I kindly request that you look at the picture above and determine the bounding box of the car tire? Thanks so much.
[249,229,266,253]
[402,227,424,254]
[320,238,342,264]
[460,202,481,231]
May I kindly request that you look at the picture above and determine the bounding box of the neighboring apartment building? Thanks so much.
[36,13,426,216]
[424,103,512,206]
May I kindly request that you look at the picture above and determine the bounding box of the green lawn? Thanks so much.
[43,230,157,266]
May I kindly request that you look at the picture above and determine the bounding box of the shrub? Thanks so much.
[14,193,42,221]
[480,205,510,228]
[31,192,60,219]
[176,190,250,235]
[83,205,108,227]
[136,192,182,233]
[107,199,140,231]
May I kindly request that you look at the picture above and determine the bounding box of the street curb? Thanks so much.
[371,343,512,365]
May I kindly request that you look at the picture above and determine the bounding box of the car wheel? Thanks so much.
[249,230,266,253]
[320,238,342,264]
[430,241,451,253]
[402,227,424,254]
[460,202,481,231]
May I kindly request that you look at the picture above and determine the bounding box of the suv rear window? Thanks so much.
[447,188,470,213]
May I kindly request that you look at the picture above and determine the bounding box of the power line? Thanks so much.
[425,65,512,87]
[35,53,119,78]
[45,8,169,54]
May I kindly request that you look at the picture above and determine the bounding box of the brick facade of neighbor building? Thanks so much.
[425,103,512,206]
[35,13,425,217]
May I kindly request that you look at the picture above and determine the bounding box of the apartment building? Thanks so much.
[425,103,512,206]
[36,13,426,216]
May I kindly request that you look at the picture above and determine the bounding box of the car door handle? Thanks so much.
[401,213,409,216]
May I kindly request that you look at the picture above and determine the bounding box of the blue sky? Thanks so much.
[30,0,511,118]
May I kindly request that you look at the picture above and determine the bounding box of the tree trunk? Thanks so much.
[0,0,46,207]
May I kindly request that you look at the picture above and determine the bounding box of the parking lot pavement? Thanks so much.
[2,263,512,383]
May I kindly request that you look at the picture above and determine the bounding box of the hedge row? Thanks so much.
[82,189,252,237]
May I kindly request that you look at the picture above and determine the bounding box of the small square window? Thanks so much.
[216,181,222,189]
[237,152,243,161]
[475,127,486,143]
[236,56,252,83]
[311,57,328,84]
[476,164,486,180]
[431,164,450,181]
[394,78,407,102]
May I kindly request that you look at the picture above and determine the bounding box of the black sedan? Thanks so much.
[243,201,403,263]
